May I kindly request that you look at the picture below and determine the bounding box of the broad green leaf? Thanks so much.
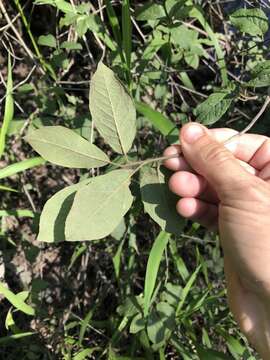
[144,231,170,317]
[65,170,133,241]
[140,166,184,234]
[218,330,245,357]
[230,8,268,36]
[38,180,90,243]
[117,296,143,319]
[247,60,270,87]
[0,54,14,157]
[130,313,145,334]
[0,281,35,316]
[141,32,167,61]
[34,0,73,13]
[135,102,178,142]
[194,91,233,125]
[147,303,175,348]
[165,0,186,18]
[0,157,45,180]
[38,34,57,48]
[161,283,182,307]
[76,14,102,37]
[171,25,199,50]
[60,41,82,50]
[197,346,232,360]
[26,126,109,168]
[90,63,136,154]
[136,3,166,21]
[111,218,126,241]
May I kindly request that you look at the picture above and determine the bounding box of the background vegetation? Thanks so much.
[0,0,269,359]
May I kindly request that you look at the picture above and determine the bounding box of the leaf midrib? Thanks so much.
[29,137,109,164]
[102,70,126,155]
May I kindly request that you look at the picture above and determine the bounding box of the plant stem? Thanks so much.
[224,95,270,145]
[12,0,56,79]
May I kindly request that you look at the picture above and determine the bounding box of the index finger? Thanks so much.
[163,128,268,171]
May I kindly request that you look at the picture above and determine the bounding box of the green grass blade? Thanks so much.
[143,231,170,317]
[79,308,95,346]
[0,281,35,316]
[0,55,14,157]
[0,157,45,180]
[135,102,178,142]
[122,0,132,71]
[0,332,35,344]
[0,185,18,192]
[105,0,122,52]
[176,265,201,317]
[190,7,228,86]
[0,209,35,217]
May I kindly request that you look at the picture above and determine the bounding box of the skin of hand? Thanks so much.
[163,123,270,359]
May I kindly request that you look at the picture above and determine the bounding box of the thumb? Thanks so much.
[180,123,251,199]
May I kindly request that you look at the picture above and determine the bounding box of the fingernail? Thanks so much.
[182,124,204,144]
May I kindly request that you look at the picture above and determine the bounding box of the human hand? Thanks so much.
[164,123,270,359]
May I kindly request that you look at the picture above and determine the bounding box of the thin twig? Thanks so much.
[224,96,270,145]
[0,0,34,60]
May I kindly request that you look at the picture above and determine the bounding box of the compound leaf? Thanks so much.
[26,126,109,168]
[230,8,268,37]
[65,170,133,241]
[140,166,184,234]
[90,63,136,155]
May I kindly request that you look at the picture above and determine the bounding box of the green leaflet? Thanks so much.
[247,60,270,87]
[136,3,166,21]
[143,231,170,317]
[140,166,184,235]
[0,281,35,316]
[147,302,175,348]
[90,63,136,155]
[194,90,233,125]
[26,126,109,168]
[38,180,90,243]
[0,54,14,158]
[65,170,133,241]
[230,8,268,37]
[38,34,57,48]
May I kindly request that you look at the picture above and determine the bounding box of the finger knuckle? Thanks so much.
[201,142,232,167]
